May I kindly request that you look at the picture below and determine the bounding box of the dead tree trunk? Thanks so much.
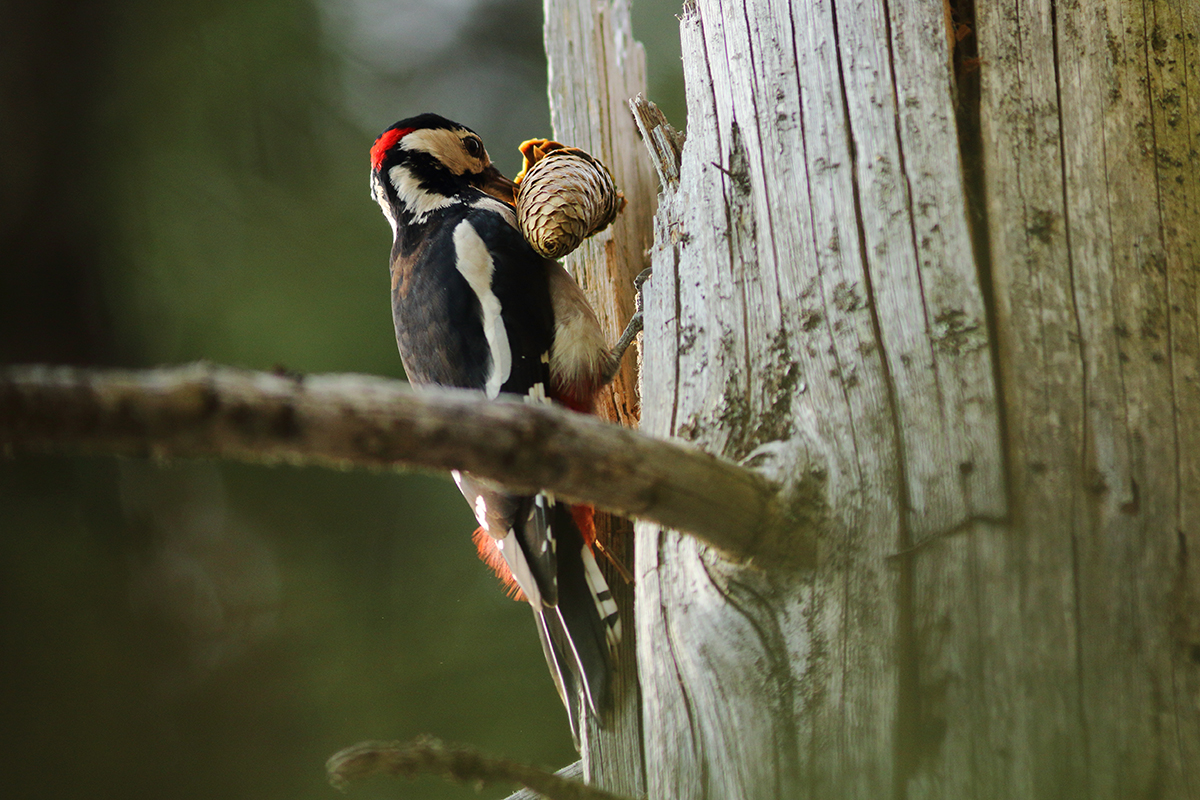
[542,1,655,795]
[549,0,1200,797]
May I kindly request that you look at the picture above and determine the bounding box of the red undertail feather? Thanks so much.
[551,378,603,415]
[472,504,598,601]
[473,526,526,601]
[570,504,597,549]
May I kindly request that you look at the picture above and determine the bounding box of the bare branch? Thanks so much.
[0,363,819,565]
[326,738,636,800]
[504,761,583,800]
[629,95,685,189]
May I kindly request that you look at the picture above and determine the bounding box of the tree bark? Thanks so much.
[559,0,1199,797]
[543,1,658,795]
[952,0,1200,796]
[637,0,1006,793]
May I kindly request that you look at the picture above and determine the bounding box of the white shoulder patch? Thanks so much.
[453,220,512,398]
[470,196,519,229]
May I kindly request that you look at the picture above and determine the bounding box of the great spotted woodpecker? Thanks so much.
[369,113,627,739]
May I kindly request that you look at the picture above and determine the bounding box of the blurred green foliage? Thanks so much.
[0,0,683,798]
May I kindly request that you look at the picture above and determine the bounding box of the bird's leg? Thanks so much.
[603,267,652,383]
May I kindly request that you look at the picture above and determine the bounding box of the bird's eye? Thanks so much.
[464,136,483,158]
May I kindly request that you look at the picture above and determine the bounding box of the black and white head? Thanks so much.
[369,113,517,237]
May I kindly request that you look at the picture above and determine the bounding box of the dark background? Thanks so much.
[0,1,683,798]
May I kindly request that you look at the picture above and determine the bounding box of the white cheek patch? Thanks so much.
[371,173,399,239]
[389,165,455,222]
[452,220,512,398]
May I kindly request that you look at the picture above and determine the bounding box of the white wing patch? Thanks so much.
[452,220,512,398]
[473,494,489,531]
[470,196,519,228]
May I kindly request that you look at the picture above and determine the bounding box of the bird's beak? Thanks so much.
[476,164,518,205]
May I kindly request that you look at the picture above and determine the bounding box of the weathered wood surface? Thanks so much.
[543,1,658,795]
[635,0,1005,797]
[626,0,1200,796]
[545,0,657,429]
[964,0,1200,797]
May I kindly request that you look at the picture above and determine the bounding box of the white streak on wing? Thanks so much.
[581,546,622,651]
[452,220,512,398]
[496,529,542,607]
[525,381,547,403]
[530,488,557,558]
[389,164,455,222]
[470,196,518,228]
[473,494,489,531]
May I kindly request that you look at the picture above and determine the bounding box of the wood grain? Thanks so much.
[632,0,1002,794]
[971,0,1200,795]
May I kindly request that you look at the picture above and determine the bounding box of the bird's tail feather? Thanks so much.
[532,537,615,745]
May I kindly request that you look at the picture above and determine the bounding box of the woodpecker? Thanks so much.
[369,113,626,739]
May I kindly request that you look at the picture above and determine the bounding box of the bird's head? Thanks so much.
[370,114,517,234]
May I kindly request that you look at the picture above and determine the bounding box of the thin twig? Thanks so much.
[326,738,636,800]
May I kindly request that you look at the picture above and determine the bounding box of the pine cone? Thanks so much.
[513,139,625,260]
